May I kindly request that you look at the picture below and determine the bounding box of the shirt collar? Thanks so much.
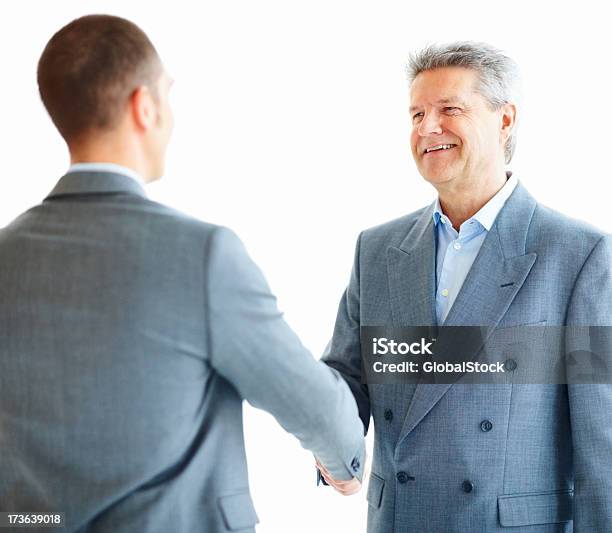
[433,171,518,231]
[67,162,145,185]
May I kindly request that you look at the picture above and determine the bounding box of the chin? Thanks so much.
[419,168,455,186]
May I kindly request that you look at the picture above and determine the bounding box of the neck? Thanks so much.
[69,134,153,183]
[436,168,508,230]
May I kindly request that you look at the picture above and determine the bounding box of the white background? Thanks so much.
[2,2,611,532]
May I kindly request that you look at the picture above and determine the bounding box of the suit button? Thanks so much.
[384,409,393,421]
[396,471,409,484]
[480,419,493,432]
[351,457,360,472]
[504,358,517,371]
[462,480,474,493]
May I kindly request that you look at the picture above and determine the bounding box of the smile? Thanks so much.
[424,144,457,154]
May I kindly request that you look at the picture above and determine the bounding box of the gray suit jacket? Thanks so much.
[0,171,365,532]
[323,182,612,532]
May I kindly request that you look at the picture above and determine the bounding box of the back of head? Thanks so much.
[37,14,161,146]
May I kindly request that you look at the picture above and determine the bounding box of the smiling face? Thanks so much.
[409,66,511,191]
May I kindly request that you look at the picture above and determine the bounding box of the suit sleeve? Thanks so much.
[321,232,371,434]
[206,227,365,482]
[566,235,612,531]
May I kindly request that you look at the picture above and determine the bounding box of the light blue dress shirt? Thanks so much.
[66,162,144,185]
[434,173,518,324]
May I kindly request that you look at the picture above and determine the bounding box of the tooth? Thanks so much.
[427,144,453,153]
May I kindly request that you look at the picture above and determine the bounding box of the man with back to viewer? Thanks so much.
[318,42,612,531]
[0,14,365,532]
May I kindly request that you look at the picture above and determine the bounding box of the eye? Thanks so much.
[412,111,424,122]
[444,107,461,114]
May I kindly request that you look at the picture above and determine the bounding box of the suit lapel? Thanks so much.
[387,205,437,327]
[397,183,538,443]
[442,224,536,327]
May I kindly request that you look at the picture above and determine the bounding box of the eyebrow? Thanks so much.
[409,97,468,113]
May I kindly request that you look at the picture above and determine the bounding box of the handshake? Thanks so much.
[316,456,363,496]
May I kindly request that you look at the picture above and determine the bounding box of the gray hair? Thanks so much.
[407,42,520,164]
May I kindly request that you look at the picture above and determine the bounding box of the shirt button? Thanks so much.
[441,289,449,297]
[453,241,461,250]
[480,420,493,432]
[440,217,446,224]
[462,480,474,493]
[384,409,393,421]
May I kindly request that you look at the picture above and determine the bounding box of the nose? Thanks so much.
[417,110,443,137]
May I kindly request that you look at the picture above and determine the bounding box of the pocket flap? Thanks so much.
[498,490,573,527]
[367,473,385,509]
[218,491,259,531]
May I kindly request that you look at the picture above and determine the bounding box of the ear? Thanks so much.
[130,85,157,132]
[499,102,516,144]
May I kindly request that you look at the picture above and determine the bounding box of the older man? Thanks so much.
[320,42,612,532]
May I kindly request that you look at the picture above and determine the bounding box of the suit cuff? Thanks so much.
[332,441,366,482]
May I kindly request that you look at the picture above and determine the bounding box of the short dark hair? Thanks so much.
[37,14,161,144]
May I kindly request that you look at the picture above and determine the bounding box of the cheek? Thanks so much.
[442,118,463,141]
[410,130,420,153]
[471,118,499,148]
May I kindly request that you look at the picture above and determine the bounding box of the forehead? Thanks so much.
[409,66,480,107]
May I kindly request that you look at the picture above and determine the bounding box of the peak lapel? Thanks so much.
[387,205,437,327]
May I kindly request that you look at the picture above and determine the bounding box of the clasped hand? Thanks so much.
[315,458,362,496]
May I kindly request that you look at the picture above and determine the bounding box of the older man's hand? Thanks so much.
[315,458,362,496]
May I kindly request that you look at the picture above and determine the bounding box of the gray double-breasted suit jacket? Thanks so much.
[0,171,365,532]
[323,181,612,532]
